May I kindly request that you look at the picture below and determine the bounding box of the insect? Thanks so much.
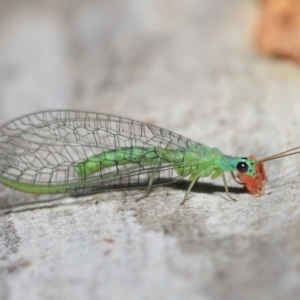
[238,155,266,197]
[0,110,298,204]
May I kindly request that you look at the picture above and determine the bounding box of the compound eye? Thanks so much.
[237,161,249,173]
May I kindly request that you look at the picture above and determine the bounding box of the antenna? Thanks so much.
[257,146,300,163]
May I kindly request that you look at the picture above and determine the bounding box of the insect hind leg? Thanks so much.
[135,169,158,202]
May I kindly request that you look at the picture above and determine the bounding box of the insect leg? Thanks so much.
[180,176,199,205]
[135,166,159,201]
[222,173,237,201]
[145,169,158,196]
[230,171,243,185]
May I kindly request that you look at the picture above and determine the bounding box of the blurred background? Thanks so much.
[0,0,299,150]
[1,0,300,299]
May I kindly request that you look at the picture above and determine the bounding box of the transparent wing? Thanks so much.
[0,110,203,194]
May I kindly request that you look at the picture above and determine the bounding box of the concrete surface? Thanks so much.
[1,0,300,299]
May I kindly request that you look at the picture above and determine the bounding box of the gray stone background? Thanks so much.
[1,0,300,299]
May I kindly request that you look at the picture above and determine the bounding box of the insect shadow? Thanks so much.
[171,180,245,197]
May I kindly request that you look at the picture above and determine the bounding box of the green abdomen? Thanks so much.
[75,147,162,178]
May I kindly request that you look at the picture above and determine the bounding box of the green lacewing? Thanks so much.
[0,110,298,204]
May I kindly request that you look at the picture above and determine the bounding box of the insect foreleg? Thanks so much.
[230,171,243,185]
